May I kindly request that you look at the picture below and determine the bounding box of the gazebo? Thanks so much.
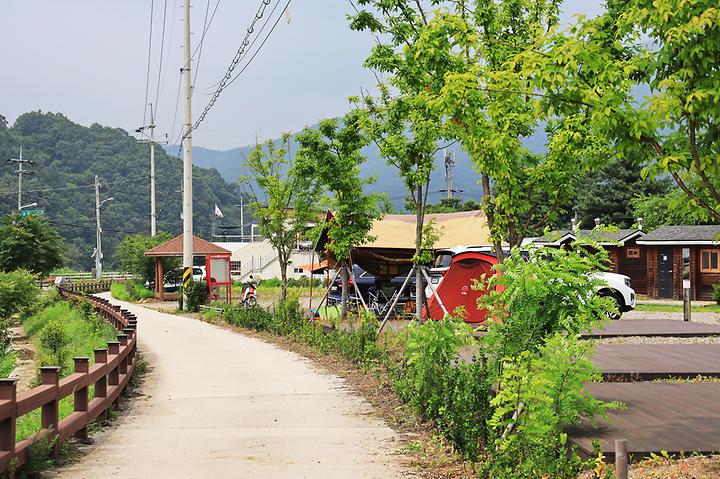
[144,234,231,300]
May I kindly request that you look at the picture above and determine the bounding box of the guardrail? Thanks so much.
[0,288,137,472]
[59,280,114,294]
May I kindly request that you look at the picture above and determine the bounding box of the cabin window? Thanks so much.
[293,267,304,274]
[625,247,640,259]
[700,249,720,273]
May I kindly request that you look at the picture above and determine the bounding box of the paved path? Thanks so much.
[48,294,412,479]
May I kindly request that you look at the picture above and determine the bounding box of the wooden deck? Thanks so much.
[567,382,720,459]
[592,344,720,380]
[584,319,720,338]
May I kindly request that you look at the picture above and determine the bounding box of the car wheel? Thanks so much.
[600,292,622,320]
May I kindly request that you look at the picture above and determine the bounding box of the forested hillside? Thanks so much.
[0,112,244,270]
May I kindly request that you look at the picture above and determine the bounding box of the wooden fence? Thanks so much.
[59,280,114,294]
[0,288,137,472]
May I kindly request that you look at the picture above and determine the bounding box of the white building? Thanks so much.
[213,240,319,282]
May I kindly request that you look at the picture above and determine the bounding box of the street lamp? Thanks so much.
[18,202,37,210]
[94,192,114,281]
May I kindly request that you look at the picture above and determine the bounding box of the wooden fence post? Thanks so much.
[94,348,108,421]
[0,379,17,468]
[73,357,90,442]
[40,367,60,432]
[107,341,120,408]
[615,439,628,479]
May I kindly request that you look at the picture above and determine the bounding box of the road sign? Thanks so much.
[20,209,44,217]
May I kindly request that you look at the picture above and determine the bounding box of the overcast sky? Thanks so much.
[1,1,604,151]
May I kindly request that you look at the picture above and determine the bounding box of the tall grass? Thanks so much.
[110,281,154,302]
[17,301,117,440]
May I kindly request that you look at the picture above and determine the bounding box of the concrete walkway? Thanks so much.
[48,294,412,479]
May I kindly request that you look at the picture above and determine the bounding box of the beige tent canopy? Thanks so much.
[361,210,492,249]
[340,209,494,277]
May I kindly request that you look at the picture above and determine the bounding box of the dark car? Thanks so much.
[328,265,420,305]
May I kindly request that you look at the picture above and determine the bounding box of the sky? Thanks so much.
[0,0,605,151]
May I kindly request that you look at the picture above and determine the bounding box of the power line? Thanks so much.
[192,0,222,89]
[222,0,291,91]
[0,176,150,196]
[153,0,169,117]
[142,0,155,129]
[186,0,283,140]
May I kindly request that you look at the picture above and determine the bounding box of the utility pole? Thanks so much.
[8,147,35,210]
[239,197,245,241]
[136,104,158,236]
[181,0,194,303]
[94,176,114,280]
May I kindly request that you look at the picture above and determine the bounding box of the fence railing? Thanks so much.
[0,288,137,472]
[59,280,114,294]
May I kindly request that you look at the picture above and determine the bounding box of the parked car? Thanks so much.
[328,265,418,304]
[595,271,636,319]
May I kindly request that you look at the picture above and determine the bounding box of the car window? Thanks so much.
[193,268,203,275]
[434,253,453,268]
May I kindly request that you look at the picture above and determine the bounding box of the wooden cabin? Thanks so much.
[531,229,648,294]
[637,225,720,300]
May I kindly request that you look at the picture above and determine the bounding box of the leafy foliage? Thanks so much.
[110,281,154,302]
[525,0,720,222]
[0,269,39,320]
[113,232,178,284]
[631,190,705,231]
[0,213,65,276]
[184,280,209,312]
[242,135,318,299]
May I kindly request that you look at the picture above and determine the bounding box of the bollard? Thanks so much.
[615,439,628,479]
[683,279,691,322]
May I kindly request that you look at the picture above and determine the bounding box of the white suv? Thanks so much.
[595,272,636,319]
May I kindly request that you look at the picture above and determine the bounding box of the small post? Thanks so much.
[683,279,691,322]
[0,379,18,461]
[615,439,628,479]
[107,341,120,408]
[40,366,60,431]
[73,357,90,442]
[94,348,108,420]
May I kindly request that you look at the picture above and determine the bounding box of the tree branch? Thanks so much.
[689,117,720,205]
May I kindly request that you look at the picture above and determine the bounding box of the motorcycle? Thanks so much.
[241,280,257,308]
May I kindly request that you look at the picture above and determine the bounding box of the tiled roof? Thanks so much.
[637,225,720,244]
[532,229,643,245]
[144,235,231,257]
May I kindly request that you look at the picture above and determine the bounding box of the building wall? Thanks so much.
[614,238,648,295]
[224,239,318,282]
[645,245,719,300]
[695,246,720,301]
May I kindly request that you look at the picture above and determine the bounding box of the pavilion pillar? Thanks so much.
[157,257,164,300]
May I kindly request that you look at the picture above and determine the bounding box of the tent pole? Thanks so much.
[308,251,315,312]
[314,267,341,316]
[420,266,449,317]
[347,263,369,312]
[378,266,414,334]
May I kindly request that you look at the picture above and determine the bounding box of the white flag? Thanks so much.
[214,203,224,218]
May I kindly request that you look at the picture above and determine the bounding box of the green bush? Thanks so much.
[39,319,70,369]
[713,283,720,305]
[0,269,40,320]
[258,278,282,287]
[185,280,209,312]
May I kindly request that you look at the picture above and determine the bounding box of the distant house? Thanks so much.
[637,225,720,300]
[532,229,648,294]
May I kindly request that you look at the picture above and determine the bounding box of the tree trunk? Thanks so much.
[279,249,288,301]
[482,173,504,261]
[341,260,348,321]
[415,183,424,321]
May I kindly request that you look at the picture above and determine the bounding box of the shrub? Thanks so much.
[185,280,209,312]
[110,280,154,302]
[0,269,40,320]
[39,319,70,369]
[713,283,720,305]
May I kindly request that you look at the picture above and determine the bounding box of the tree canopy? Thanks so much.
[0,212,64,276]
[113,232,178,285]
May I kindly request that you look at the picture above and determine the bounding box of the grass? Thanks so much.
[110,281,154,302]
[635,303,720,313]
[17,301,117,441]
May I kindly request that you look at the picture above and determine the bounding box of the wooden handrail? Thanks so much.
[0,287,138,472]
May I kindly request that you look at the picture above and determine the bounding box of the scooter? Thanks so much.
[241,281,257,308]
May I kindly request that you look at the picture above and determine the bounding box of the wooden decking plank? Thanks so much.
[592,344,720,380]
[585,319,720,338]
[568,382,720,458]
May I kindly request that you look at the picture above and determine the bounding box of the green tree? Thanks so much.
[296,112,382,319]
[526,0,720,222]
[113,232,178,285]
[573,156,672,228]
[631,191,702,231]
[350,3,453,317]
[242,134,318,299]
[0,212,64,276]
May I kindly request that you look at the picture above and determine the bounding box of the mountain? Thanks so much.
[170,128,548,210]
[0,111,246,271]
